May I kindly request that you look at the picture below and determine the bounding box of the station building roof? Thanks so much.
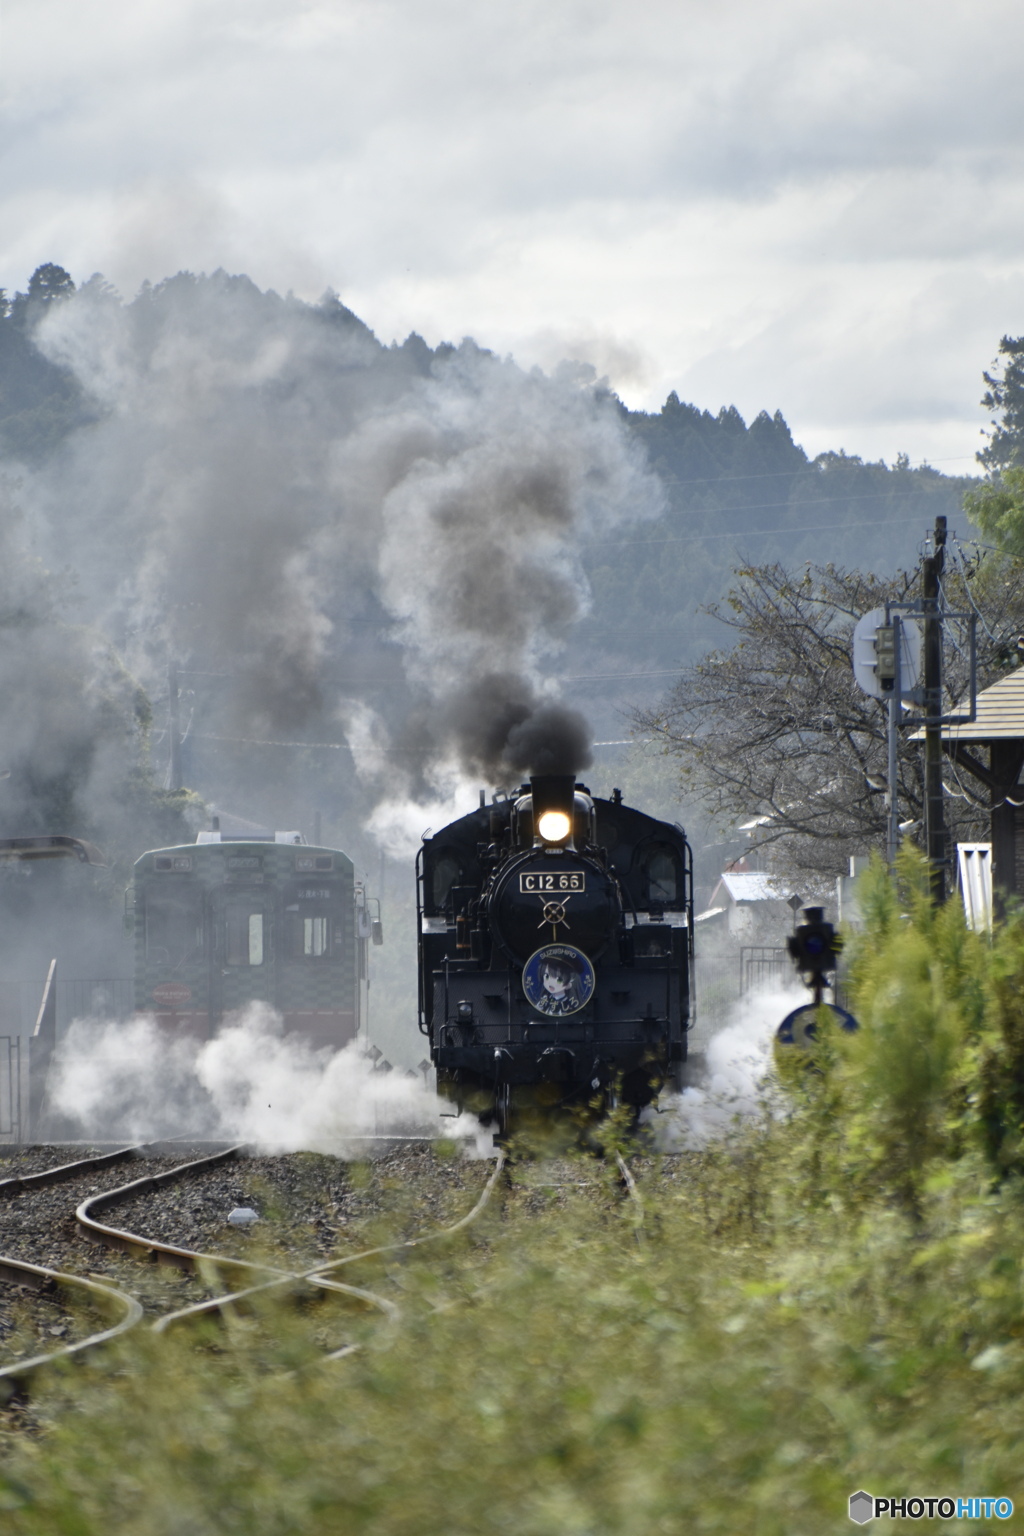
[713,871,795,905]
[923,669,1024,744]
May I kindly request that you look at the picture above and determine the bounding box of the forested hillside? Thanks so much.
[0,263,973,750]
[570,398,972,738]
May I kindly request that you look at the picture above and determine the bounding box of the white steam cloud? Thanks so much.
[646,982,803,1149]
[46,1003,491,1156]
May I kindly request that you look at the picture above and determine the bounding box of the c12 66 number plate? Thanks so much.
[520,871,585,894]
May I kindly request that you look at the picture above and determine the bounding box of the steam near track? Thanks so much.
[41,983,798,1155]
[644,982,804,1149]
[45,1004,491,1154]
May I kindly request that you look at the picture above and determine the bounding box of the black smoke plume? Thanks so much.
[400,672,593,784]
[16,272,662,844]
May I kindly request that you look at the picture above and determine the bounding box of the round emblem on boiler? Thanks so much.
[522,944,596,1016]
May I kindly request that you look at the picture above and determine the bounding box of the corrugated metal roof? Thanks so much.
[929,669,1024,742]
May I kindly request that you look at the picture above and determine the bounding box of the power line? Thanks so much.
[585,508,974,550]
[650,454,978,490]
[192,731,640,753]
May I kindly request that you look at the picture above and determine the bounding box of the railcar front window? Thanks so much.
[304,916,328,956]
[226,905,265,966]
[145,893,203,969]
[284,907,334,959]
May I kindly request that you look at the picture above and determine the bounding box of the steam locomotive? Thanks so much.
[418,774,693,1132]
[132,830,380,1046]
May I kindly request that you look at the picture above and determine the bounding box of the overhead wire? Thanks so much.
[950,537,1004,647]
[586,501,972,550]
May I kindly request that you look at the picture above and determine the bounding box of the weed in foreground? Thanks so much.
[4,855,1024,1531]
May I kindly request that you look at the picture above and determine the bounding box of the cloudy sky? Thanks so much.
[3,0,1023,468]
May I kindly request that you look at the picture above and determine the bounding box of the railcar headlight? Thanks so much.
[537,809,572,843]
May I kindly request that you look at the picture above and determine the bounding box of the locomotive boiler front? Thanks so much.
[487,775,621,968]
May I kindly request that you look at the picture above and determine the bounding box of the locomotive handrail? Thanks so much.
[415,842,428,1035]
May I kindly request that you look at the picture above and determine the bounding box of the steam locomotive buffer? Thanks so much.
[418,773,694,1132]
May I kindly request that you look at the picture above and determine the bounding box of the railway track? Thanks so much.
[0,1142,505,1392]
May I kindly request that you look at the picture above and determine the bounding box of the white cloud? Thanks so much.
[3,0,1024,461]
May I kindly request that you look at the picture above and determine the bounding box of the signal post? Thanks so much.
[851,516,975,901]
[922,518,948,901]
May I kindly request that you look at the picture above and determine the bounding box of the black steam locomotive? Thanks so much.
[417,773,693,1132]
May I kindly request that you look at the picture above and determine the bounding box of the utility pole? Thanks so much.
[168,662,182,792]
[922,516,947,901]
[885,613,902,868]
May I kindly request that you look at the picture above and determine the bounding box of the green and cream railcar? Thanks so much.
[131,833,370,1048]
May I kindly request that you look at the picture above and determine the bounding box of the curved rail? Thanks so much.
[2,1143,506,1386]
[0,1258,144,1390]
[0,1145,142,1201]
[74,1146,289,1288]
[0,1145,154,1389]
[151,1151,508,1346]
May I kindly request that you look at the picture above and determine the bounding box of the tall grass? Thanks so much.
[4,849,1024,1533]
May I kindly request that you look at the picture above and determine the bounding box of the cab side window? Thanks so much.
[284,906,336,959]
[644,847,680,905]
[432,853,462,912]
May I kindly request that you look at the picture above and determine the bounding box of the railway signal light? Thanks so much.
[786,906,841,982]
[874,623,897,692]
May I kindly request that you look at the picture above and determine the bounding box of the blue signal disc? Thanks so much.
[776,1002,858,1047]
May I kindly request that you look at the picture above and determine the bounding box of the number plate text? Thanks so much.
[520,871,585,894]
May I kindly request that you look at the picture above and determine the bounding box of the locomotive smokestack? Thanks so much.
[530,773,576,847]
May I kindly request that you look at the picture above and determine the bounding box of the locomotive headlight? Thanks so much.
[530,774,577,848]
[537,809,572,843]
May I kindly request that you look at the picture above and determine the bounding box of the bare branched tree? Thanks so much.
[637,551,1024,880]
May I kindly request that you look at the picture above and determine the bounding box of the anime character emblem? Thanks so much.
[522,944,596,1017]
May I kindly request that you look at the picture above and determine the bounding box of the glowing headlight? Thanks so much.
[537,809,572,843]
